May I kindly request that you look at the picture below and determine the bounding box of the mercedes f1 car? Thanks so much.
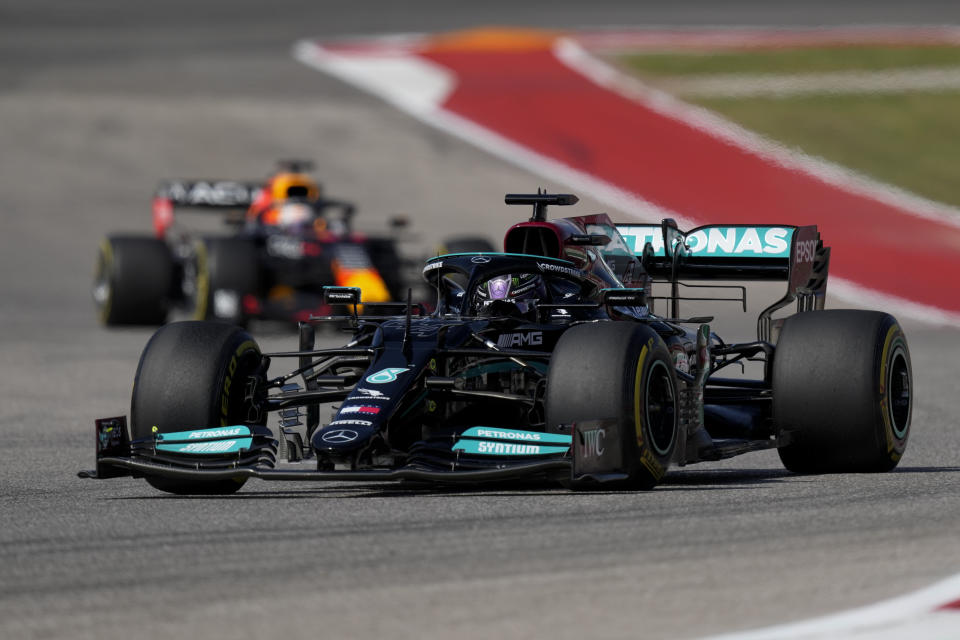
[82,192,913,493]
[93,161,486,326]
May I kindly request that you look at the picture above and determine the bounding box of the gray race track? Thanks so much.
[2,2,959,638]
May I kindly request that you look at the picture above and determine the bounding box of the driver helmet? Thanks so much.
[270,172,320,202]
[276,202,313,229]
[474,272,546,318]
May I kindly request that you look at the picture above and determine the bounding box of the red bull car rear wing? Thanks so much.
[151,180,263,236]
[154,180,263,208]
[616,220,830,342]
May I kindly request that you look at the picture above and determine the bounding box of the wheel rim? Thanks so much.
[92,260,110,307]
[645,360,677,456]
[93,242,112,320]
[887,346,911,440]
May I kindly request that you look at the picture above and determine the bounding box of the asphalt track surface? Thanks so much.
[2,2,960,639]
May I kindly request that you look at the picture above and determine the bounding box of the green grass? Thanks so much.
[620,45,960,76]
[617,46,960,207]
[698,92,960,207]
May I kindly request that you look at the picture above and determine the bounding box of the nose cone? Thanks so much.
[311,423,377,453]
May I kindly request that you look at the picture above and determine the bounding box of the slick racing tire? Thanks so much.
[131,321,264,494]
[192,237,260,325]
[773,310,912,473]
[94,235,174,325]
[547,322,678,490]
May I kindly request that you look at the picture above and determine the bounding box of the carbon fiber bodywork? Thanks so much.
[84,193,846,491]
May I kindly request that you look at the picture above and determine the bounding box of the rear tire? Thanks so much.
[773,310,912,473]
[94,235,174,325]
[547,322,678,490]
[131,321,264,494]
[192,237,260,324]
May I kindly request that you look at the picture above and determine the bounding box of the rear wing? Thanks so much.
[152,180,263,236]
[616,221,830,342]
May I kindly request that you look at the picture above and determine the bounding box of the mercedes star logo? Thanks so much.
[321,429,359,444]
[470,255,492,263]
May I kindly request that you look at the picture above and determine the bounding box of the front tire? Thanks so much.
[547,322,678,490]
[773,310,912,473]
[131,321,264,494]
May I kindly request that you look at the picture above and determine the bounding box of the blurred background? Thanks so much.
[3,2,960,639]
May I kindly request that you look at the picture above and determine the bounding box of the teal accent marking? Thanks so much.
[399,390,429,419]
[157,437,252,455]
[425,252,575,266]
[452,440,569,456]
[617,225,795,259]
[366,367,409,384]
[155,425,251,442]
[460,427,572,445]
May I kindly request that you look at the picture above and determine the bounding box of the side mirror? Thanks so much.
[322,286,361,306]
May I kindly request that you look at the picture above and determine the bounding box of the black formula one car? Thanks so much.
[93,161,487,326]
[82,193,913,494]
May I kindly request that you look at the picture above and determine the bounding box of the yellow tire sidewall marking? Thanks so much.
[878,324,908,460]
[96,238,114,324]
[193,241,209,321]
[220,339,258,426]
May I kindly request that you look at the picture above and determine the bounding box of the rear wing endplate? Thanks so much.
[616,221,830,341]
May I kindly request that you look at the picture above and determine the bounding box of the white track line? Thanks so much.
[293,39,694,228]
[829,278,960,327]
[575,25,960,52]
[554,37,960,326]
[294,34,960,327]
[704,572,960,639]
[554,37,960,231]
[659,67,960,98]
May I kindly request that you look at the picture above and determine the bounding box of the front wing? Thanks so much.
[79,418,572,486]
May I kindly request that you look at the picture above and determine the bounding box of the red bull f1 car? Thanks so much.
[92,161,465,326]
[82,192,913,493]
